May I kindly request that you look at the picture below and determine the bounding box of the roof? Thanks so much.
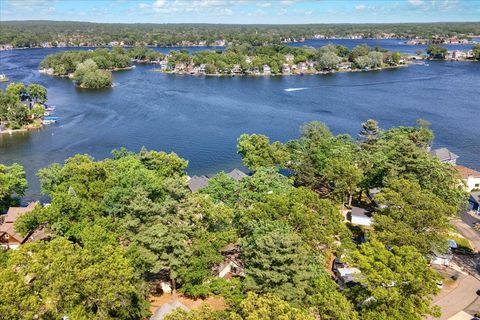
[351,207,371,218]
[0,202,37,242]
[455,165,480,179]
[188,175,209,192]
[226,168,247,181]
[470,191,480,204]
[337,267,361,277]
[150,300,189,320]
[429,148,459,162]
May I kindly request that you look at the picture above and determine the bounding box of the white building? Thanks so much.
[455,165,480,192]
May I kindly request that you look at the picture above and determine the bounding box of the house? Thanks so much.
[0,202,37,250]
[213,244,244,279]
[232,64,242,74]
[285,53,295,62]
[429,251,453,266]
[159,60,169,71]
[150,300,189,320]
[226,168,247,181]
[335,267,362,288]
[348,207,372,226]
[429,147,459,165]
[262,64,271,75]
[173,63,186,73]
[338,62,352,70]
[197,64,206,74]
[297,62,308,72]
[469,191,480,214]
[187,175,209,192]
[281,64,291,74]
[455,165,480,191]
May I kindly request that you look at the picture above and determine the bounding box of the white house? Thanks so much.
[262,64,271,75]
[285,53,295,62]
[349,207,372,226]
[455,165,480,192]
[429,147,459,165]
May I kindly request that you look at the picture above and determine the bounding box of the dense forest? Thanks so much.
[0,120,467,319]
[1,21,480,48]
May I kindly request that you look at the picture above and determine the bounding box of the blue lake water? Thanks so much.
[0,45,479,200]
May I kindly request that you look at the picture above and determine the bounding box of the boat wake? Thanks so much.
[284,87,309,92]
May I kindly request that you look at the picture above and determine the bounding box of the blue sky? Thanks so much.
[1,0,479,24]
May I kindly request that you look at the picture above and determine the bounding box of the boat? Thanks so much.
[0,74,8,82]
[42,116,59,125]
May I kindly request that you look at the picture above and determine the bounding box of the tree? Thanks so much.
[359,119,382,144]
[346,239,440,320]
[373,179,455,254]
[238,168,293,206]
[241,221,316,303]
[201,172,240,207]
[6,82,26,97]
[317,51,342,71]
[427,45,448,59]
[324,157,363,207]
[0,237,149,320]
[473,44,480,60]
[368,51,384,68]
[354,55,372,69]
[26,83,47,103]
[230,292,315,320]
[0,163,27,212]
[237,134,289,171]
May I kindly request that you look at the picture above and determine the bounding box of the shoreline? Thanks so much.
[0,122,44,136]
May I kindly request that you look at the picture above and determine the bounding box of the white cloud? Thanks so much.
[408,0,424,6]
[257,2,271,7]
[355,4,366,11]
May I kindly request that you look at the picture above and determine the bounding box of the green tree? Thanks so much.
[427,45,448,59]
[317,51,342,70]
[0,163,27,212]
[0,237,149,320]
[347,239,440,320]
[373,179,455,254]
[473,44,480,60]
[26,83,47,103]
[6,82,26,97]
[241,221,316,303]
[237,134,289,171]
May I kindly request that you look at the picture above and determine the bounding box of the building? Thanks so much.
[285,53,295,62]
[429,251,453,266]
[348,207,372,226]
[297,62,308,72]
[455,165,480,192]
[282,64,291,74]
[0,202,37,250]
[429,147,459,165]
[213,244,244,279]
[335,267,362,288]
[226,168,247,181]
[187,175,209,192]
[469,191,480,214]
[338,62,352,70]
[232,64,242,74]
[262,64,271,75]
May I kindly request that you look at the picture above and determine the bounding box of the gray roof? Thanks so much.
[351,206,371,218]
[470,191,480,204]
[150,300,189,320]
[227,168,247,181]
[188,175,209,192]
[429,148,459,162]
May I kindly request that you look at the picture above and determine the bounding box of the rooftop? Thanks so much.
[455,165,480,179]
[188,175,209,192]
[226,168,247,181]
[429,147,459,162]
[351,206,372,218]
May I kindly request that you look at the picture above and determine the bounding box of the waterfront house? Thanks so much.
[285,53,295,62]
[262,64,271,75]
[455,165,480,192]
[429,147,459,165]
[348,207,372,226]
[174,63,186,73]
[232,64,242,74]
[338,62,352,70]
[198,64,206,74]
[297,62,308,72]
[226,168,247,181]
[282,64,291,74]
[188,175,209,192]
[469,191,480,214]
[0,202,37,250]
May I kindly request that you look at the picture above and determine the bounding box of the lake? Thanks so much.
[1,44,479,200]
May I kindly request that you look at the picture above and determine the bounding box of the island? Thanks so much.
[0,82,54,133]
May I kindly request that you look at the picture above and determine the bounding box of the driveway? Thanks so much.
[428,274,480,320]
[453,211,480,252]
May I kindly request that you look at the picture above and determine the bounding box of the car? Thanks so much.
[451,274,459,281]
[476,289,480,296]
[436,281,443,289]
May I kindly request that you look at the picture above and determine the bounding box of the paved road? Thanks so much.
[429,274,480,320]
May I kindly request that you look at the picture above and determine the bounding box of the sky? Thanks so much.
[1,0,479,24]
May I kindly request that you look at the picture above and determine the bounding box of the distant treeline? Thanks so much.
[2,21,480,48]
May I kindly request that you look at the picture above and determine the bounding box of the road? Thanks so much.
[427,211,480,319]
